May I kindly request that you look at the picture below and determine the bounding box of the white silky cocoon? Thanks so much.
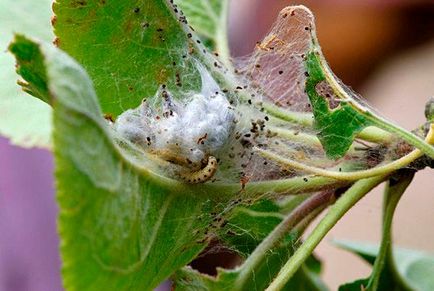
[114,63,236,164]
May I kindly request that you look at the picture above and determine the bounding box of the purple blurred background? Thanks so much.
[0,138,61,291]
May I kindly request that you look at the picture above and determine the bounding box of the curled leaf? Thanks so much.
[0,0,53,148]
[10,34,239,290]
[237,6,381,159]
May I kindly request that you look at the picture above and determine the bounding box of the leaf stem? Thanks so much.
[358,126,395,144]
[215,0,232,69]
[367,172,414,291]
[241,176,345,198]
[255,145,421,181]
[235,190,335,289]
[255,123,434,181]
[314,48,433,157]
[261,102,394,145]
[265,175,386,291]
[267,126,322,148]
[222,176,344,199]
[291,205,327,235]
[367,116,434,159]
[318,47,434,159]
[262,103,314,127]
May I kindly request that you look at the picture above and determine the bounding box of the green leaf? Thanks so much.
[53,0,203,118]
[174,0,229,53]
[338,278,370,291]
[304,51,372,159]
[174,254,327,291]
[218,199,285,255]
[303,12,432,159]
[175,264,327,291]
[0,0,53,148]
[334,240,434,291]
[174,199,327,291]
[10,35,239,290]
[405,258,434,291]
[9,34,51,104]
[334,240,377,265]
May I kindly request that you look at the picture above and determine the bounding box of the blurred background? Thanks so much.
[1,0,434,290]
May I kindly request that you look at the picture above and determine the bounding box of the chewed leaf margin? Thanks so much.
[236,5,378,160]
[9,35,52,104]
[305,51,372,159]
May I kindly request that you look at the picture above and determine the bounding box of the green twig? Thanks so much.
[265,175,387,291]
[235,190,335,289]
[367,172,414,291]
[357,126,395,144]
[255,145,424,181]
[262,103,314,127]
[367,116,434,159]
[255,123,434,182]
[199,176,345,199]
[267,126,322,148]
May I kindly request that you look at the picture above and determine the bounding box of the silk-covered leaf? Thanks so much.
[0,0,53,148]
[174,198,327,291]
[174,264,327,291]
[238,6,387,159]
[52,0,203,117]
[304,52,372,159]
[10,35,241,291]
[218,199,284,255]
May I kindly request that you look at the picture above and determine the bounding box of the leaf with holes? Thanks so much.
[304,51,373,159]
[241,6,391,159]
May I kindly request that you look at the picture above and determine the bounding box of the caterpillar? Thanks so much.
[151,149,218,184]
[179,156,218,184]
